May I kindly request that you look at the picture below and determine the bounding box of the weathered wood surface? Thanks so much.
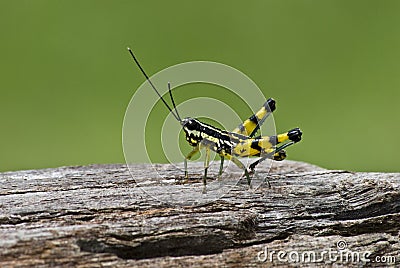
[0,161,399,267]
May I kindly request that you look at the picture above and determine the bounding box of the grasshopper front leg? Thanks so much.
[184,145,200,179]
[218,156,224,178]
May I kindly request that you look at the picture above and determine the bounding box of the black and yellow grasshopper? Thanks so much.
[128,48,302,191]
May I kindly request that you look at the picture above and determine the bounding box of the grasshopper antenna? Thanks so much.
[167,82,182,122]
[127,47,181,122]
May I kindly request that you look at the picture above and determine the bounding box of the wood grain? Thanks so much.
[0,161,399,267]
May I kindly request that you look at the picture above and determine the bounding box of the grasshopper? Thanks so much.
[128,48,302,192]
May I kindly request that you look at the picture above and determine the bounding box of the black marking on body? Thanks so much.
[249,114,259,124]
[264,98,276,112]
[250,139,262,153]
[288,128,302,142]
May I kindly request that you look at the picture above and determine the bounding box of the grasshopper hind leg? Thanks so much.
[249,127,302,173]
[247,150,285,189]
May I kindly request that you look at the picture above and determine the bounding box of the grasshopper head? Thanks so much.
[181,117,201,146]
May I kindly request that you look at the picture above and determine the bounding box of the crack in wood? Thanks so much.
[77,232,231,260]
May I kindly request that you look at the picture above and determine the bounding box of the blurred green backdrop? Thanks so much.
[1,0,399,172]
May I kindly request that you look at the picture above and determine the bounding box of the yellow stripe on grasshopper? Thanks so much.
[277,133,290,143]
[233,106,268,136]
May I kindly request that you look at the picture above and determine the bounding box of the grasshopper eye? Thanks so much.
[183,119,197,130]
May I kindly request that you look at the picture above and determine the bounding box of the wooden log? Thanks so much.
[0,160,399,267]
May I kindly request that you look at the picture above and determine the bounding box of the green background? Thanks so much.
[1,1,399,172]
